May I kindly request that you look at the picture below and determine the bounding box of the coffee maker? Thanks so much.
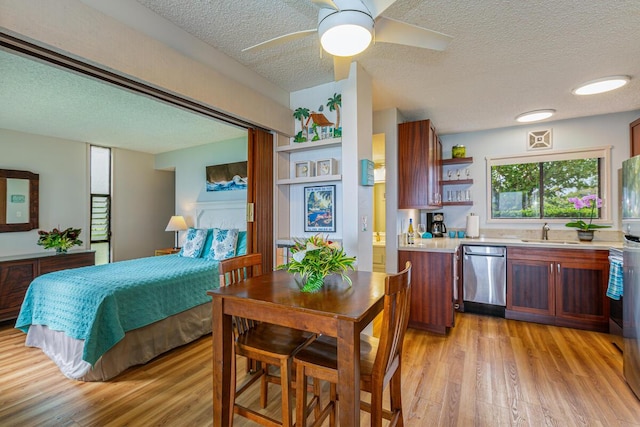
[427,212,447,237]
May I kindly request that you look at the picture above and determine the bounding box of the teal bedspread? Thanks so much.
[15,254,219,365]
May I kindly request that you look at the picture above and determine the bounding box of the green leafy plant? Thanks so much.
[565,195,611,231]
[37,226,83,252]
[278,234,356,292]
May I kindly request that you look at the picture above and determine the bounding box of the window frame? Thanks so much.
[485,145,612,225]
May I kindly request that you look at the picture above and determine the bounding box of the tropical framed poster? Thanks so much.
[304,185,336,232]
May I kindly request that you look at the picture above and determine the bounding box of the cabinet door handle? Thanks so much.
[550,263,553,274]
[557,263,560,274]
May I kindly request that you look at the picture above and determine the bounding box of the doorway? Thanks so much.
[372,133,386,272]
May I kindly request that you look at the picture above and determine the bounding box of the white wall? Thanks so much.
[112,148,175,260]
[0,129,88,256]
[439,110,640,234]
[155,136,248,241]
[0,128,176,260]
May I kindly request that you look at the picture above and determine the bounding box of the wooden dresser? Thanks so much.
[0,250,95,322]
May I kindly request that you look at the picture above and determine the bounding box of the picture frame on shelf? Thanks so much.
[304,185,336,232]
[295,161,314,178]
[316,158,337,176]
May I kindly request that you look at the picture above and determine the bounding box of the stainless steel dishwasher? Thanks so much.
[462,245,507,315]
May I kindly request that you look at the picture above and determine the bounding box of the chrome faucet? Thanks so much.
[542,223,550,240]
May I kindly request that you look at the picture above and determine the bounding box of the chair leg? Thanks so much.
[296,363,309,427]
[328,382,337,427]
[370,382,384,427]
[260,364,269,408]
[280,358,293,427]
[389,370,404,427]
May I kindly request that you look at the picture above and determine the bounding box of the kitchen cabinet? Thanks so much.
[506,246,609,332]
[441,157,474,206]
[631,117,640,157]
[398,120,442,209]
[398,250,454,334]
[0,250,95,321]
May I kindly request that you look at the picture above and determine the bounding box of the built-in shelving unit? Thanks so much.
[441,157,474,206]
[276,138,342,186]
[276,137,342,153]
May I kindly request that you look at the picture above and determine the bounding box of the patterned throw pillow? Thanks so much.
[179,228,208,258]
[205,228,239,261]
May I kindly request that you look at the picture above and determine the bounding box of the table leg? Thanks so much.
[337,321,360,426]
[212,296,233,427]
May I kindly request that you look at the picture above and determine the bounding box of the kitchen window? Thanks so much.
[487,146,611,223]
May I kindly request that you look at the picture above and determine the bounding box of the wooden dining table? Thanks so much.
[208,269,387,426]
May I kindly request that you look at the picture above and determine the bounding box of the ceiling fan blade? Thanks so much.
[311,0,339,9]
[374,16,452,51]
[333,56,352,81]
[242,29,317,52]
[365,0,397,19]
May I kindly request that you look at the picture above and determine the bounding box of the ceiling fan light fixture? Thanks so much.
[515,109,556,123]
[572,75,630,95]
[318,9,374,57]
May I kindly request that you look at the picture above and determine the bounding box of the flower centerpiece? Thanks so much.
[278,235,356,293]
[565,195,610,241]
[37,226,83,253]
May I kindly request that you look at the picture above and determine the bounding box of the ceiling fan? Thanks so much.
[242,0,452,81]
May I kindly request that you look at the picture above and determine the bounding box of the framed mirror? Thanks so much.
[0,169,39,232]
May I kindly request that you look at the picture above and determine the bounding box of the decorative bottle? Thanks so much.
[407,219,415,245]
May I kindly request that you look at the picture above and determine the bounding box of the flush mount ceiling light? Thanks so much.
[318,8,374,57]
[516,109,556,123]
[572,75,630,95]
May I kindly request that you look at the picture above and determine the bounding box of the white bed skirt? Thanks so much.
[25,302,212,381]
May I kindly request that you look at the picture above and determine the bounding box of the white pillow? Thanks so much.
[205,228,239,261]
[179,228,208,258]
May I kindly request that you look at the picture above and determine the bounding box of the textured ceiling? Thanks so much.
[133,0,640,134]
[0,50,246,154]
[2,0,639,156]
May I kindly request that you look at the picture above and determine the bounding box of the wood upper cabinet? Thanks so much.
[631,117,640,158]
[506,246,609,332]
[398,120,442,209]
[399,250,454,334]
[0,251,95,322]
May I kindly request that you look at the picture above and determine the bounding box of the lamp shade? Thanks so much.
[165,215,187,232]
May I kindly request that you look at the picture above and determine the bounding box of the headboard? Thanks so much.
[194,200,247,231]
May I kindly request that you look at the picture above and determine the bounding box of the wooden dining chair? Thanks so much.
[218,253,314,427]
[294,261,412,427]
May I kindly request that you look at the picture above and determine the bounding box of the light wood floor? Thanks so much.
[1,313,639,426]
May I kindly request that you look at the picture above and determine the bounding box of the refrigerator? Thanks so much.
[622,155,640,399]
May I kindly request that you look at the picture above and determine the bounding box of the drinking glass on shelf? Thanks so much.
[447,170,453,180]
[465,168,471,179]
[417,223,426,239]
[465,190,472,201]
[447,190,453,202]
[456,169,461,179]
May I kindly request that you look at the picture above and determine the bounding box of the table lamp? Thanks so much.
[165,215,187,249]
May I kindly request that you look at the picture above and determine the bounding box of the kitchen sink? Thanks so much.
[520,239,579,245]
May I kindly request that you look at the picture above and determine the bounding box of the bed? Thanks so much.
[15,201,247,381]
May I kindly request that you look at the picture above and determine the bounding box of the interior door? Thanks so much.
[247,128,274,272]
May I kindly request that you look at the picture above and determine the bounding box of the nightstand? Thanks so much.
[155,248,181,256]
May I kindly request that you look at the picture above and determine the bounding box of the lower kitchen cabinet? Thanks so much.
[399,250,455,334]
[506,246,609,332]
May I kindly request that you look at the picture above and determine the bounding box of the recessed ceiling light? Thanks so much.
[572,75,630,95]
[515,109,556,123]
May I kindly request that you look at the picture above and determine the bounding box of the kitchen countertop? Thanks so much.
[399,237,623,253]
